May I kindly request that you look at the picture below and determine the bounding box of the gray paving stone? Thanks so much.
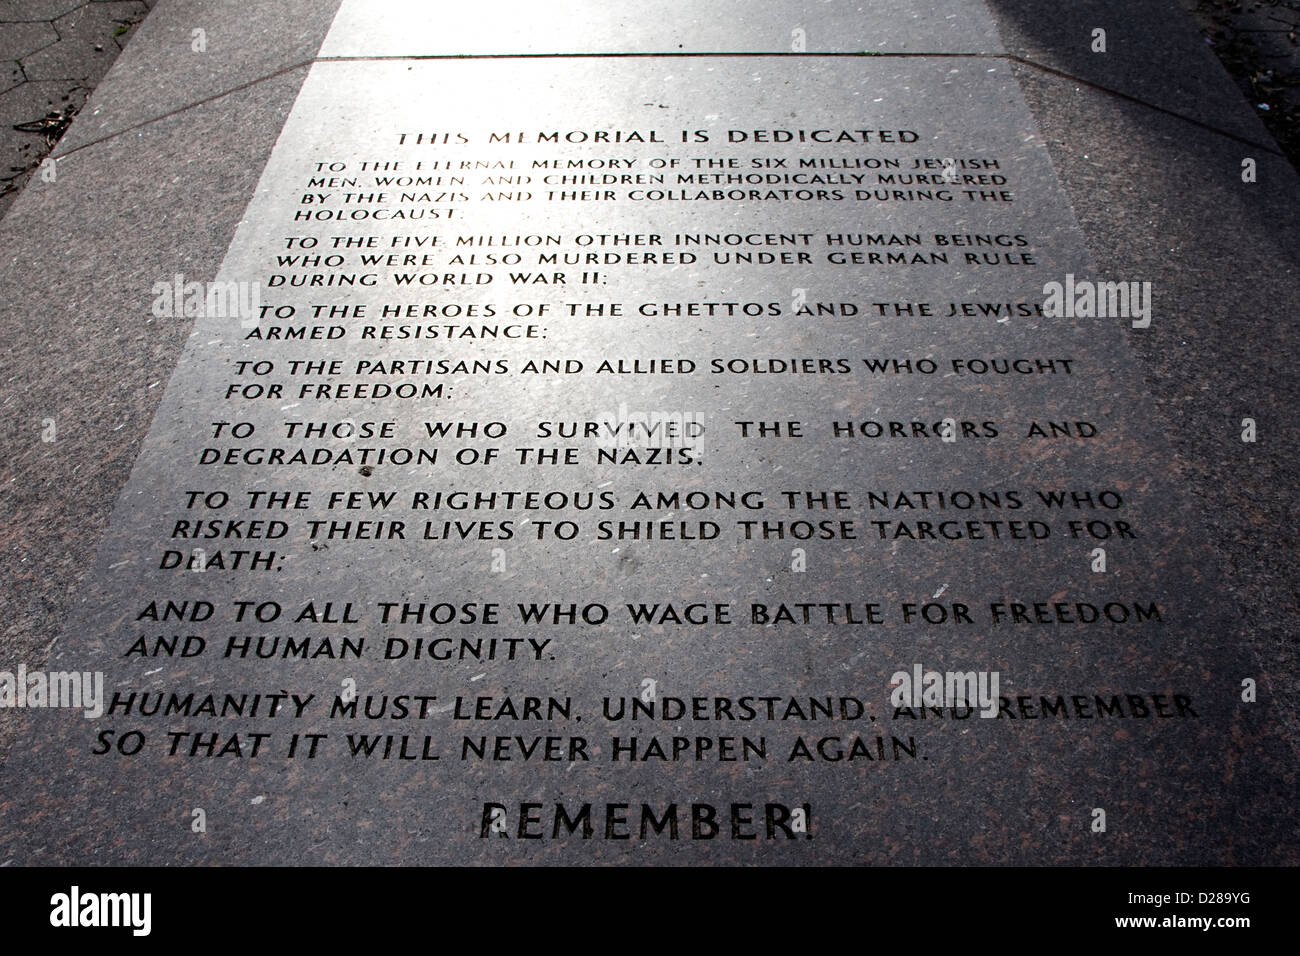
[0,76,83,130]
[1011,55,1300,726]
[0,0,83,20]
[319,0,1003,55]
[989,0,1276,146]
[54,0,344,155]
[0,19,57,60]
[0,0,153,217]
[0,63,316,662]
[18,35,113,82]
[18,0,146,82]
[53,0,147,36]
[0,60,23,94]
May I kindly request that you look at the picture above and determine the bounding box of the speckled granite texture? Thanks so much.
[0,0,1295,865]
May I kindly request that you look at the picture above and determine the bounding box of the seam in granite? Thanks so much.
[48,55,318,160]
[46,50,1287,166]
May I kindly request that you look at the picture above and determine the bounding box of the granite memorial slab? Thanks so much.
[316,0,1005,56]
[0,0,1293,865]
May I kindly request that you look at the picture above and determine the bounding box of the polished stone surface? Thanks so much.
[319,0,1004,56]
[0,0,1296,866]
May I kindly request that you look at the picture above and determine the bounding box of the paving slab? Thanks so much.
[0,1,86,20]
[0,0,1296,866]
[0,0,153,216]
[318,0,1005,56]
[18,2,147,83]
[0,20,57,62]
[52,0,342,155]
[990,0,1280,146]
[0,3,339,694]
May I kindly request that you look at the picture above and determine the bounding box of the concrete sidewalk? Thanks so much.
[0,0,154,218]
